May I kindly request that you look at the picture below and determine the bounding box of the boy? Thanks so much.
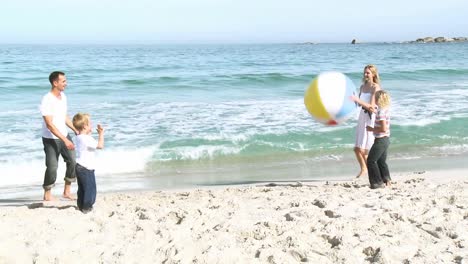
[72,113,104,213]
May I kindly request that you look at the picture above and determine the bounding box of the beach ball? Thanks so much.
[304,71,357,125]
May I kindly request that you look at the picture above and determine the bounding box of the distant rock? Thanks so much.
[416,37,434,43]
[409,36,468,43]
[351,39,357,44]
[453,37,468,42]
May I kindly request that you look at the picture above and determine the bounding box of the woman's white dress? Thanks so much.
[355,92,375,150]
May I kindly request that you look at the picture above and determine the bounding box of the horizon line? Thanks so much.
[0,40,437,46]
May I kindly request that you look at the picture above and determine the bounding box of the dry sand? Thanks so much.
[0,170,467,263]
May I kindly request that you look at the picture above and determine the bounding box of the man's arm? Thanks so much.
[66,115,78,135]
[43,116,75,150]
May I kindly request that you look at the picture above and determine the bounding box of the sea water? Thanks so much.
[1,43,468,198]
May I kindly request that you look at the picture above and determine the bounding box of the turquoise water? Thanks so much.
[1,43,468,198]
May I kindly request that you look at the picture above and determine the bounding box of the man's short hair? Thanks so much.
[49,71,65,85]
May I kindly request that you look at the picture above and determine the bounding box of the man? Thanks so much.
[40,71,78,201]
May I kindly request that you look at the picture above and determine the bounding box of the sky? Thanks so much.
[1,0,468,44]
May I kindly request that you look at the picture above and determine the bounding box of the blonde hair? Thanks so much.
[72,113,90,131]
[362,64,381,84]
[375,90,391,109]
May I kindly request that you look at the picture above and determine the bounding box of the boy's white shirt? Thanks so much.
[75,134,98,170]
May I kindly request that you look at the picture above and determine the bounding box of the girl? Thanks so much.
[365,90,391,189]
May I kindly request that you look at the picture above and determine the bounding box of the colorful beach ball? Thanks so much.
[304,71,357,126]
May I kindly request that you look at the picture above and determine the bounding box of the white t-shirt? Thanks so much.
[39,92,68,139]
[75,134,98,170]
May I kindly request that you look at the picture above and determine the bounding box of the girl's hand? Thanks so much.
[366,126,374,132]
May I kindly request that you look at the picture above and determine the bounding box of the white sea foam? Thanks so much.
[430,144,468,155]
[0,109,36,117]
[0,159,45,187]
[155,145,243,161]
[99,99,318,145]
[93,147,155,174]
[390,88,468,126]
[309,154,344,161]
[0,146,155,188]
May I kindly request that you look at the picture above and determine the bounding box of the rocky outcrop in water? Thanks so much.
[408,36,468,43]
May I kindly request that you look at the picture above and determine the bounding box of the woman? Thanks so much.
[351,65,381,178]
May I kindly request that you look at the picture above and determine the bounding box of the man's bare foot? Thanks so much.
[385,181,392,187]
[62,193,77,200]
[63,183,75,200]
[356,171,367,178]
[43,190,57,201]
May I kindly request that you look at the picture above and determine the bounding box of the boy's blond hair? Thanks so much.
[362,64,381,84]
[375,90,391,108]
[73,113,90,132]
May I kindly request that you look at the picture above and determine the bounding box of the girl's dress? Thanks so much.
[355,92,375,150]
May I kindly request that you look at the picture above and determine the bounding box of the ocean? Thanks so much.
[1,43,467,199]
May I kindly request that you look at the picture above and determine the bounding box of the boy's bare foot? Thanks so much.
[385,181,392,187]
[356,170,367,178]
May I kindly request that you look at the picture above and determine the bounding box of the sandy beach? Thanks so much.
[0,170,467,264]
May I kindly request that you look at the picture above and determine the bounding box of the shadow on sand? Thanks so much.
[0,199,77,210]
